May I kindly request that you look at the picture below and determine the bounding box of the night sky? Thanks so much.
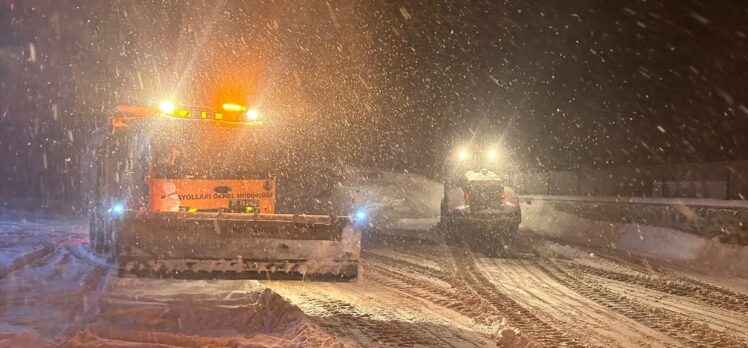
[1,0,747,202]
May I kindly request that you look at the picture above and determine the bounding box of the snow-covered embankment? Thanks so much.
[521,196,748,278]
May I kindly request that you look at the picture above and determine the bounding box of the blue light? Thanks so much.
[110,202,125,216]
[354,209,367,223]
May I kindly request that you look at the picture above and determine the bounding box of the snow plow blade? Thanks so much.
[116,212,361,281]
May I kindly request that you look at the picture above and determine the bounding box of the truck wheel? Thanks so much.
[89,210,108,254]
[89,213,99,251]
[438,216,457,245]
[506,224,519,245]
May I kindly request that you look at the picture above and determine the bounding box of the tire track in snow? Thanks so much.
[559,260,748,316]
[599,254,748,302]
[478,258,676,348]
[590,273,748,341]
[515,259,686,347]
[271,275,490,347]
[370,246,595,346]
[365,256,525,346]
[365,251,451,282]
[307,296,454,347]
[365,264,460,308]
[447,248,590,347]
[367,252,530,329]
[536,259,747,347]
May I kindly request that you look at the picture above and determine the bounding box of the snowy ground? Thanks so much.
[1,207,747,347]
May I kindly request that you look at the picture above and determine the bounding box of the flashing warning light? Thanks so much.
[159,101,175,114]
[246,109,259,121]
[353,208,368,223]
[487,149,498,160]
[222,103,246,112]
[109,202,125,216]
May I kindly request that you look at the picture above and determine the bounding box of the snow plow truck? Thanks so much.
[86,102,360,280]
[440,146,521,253]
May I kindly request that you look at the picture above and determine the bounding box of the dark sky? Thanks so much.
[1,0,747,202]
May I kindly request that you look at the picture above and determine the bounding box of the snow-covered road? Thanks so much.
[1,210,746,347]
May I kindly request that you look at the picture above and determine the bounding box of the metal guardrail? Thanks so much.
[520,194,748,209]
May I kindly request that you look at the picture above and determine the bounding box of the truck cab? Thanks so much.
[440,146,522,253]
[85,103,361,280]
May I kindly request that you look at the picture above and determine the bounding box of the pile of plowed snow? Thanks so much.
[0,209,346,348]
[332,170,443,238]
[1,274,346,348]
[0,246,110,347]
[63,287,345,347]
[0,244,53,277]
[522,199,748,278]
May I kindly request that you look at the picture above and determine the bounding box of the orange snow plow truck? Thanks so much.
[87,103,360,280]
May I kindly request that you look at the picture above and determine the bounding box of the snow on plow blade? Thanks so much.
[116,212,361,281]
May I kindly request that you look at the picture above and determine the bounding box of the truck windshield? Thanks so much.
[149,120,273,179]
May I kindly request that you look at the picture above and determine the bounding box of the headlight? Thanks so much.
[457,149,470,160]
[486,149,498,160]
[246,109,259,121]
[159,100,175,114]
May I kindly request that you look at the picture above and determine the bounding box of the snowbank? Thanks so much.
[331,170,443,237]
[64,288,346,347]
[0,209,344,347]
[0,208,87,277]
[522,199,748,278]
[521,195,748,245]
[0,244,53,278]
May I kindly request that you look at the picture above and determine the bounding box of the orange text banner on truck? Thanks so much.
[148,178,276,213]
